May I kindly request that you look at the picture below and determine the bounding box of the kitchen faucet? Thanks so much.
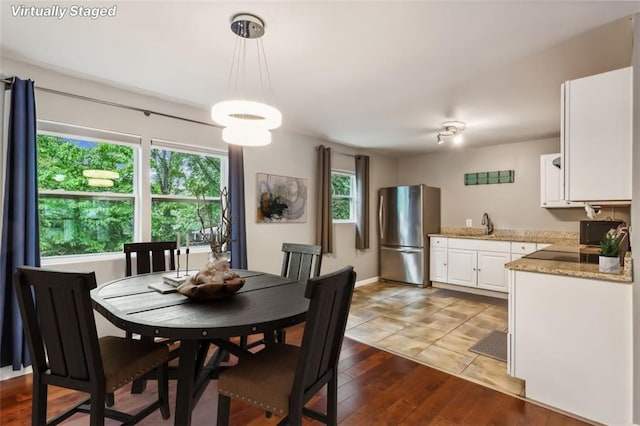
[481,213,494,235]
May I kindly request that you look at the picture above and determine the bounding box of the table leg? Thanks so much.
[175,339,198,426]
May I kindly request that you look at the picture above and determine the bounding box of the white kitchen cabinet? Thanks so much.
[429,246,447,283]
[477,251,510,292]
[540,153,584,208]
[509,270,632,425]
[446,239,510,292]
[447,248,477,287]
[562,67,632,202]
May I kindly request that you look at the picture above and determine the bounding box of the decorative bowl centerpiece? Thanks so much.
[177,260,244,300]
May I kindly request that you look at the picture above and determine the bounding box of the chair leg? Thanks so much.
[32,378,47,426]
[105,393,114,407]
[327,374,338,426]
[217,394,231,426]
[89,391,105,426]
[158,362,170,419]
[276,329,286,343]
[240,335,248,349]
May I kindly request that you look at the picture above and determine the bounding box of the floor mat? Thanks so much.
[469,330,507,362]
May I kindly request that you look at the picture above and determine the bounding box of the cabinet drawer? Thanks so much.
[430,237,448,248]
[511,242,537,255]
[448,238,510,253]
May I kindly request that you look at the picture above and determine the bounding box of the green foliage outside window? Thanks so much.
[150,148,222,246]
[331,173,354,221]
[37,134,223,256]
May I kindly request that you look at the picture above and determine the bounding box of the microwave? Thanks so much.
[579,220,625,246]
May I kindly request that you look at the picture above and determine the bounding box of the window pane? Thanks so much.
[38,134,133,193]
[331,174,352,196]
[332,199,351,220]
[39,196,134,256]
[152,200,220,246]
[150,149,221,197]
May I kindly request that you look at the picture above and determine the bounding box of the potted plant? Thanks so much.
[599,229,622,273]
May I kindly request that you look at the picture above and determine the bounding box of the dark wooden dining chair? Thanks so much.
[281,242,323,281]
[14,266,171,426]
[124,241,181,394]
[242,243,323,349]
[217,266,356,426]
[124,241,177,277]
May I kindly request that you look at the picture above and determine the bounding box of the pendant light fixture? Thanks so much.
[211,13,281,146]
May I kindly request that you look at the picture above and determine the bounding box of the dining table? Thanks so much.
[91,269,309,426]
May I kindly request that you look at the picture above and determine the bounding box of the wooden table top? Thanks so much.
[91,270,309,340]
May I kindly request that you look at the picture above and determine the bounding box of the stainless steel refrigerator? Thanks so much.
[378,185,440,287]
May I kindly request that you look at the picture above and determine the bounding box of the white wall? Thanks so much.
[397,137,630,231]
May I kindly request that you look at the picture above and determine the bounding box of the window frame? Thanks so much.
[331,170,356,223]
[35,124,228,258]
[149,139,228,249]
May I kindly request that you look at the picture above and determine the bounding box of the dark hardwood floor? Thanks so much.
[0,324,591,425]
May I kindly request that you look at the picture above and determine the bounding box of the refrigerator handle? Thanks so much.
[379,195,384,240]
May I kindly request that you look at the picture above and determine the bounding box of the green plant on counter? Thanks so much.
[600,229,622,258]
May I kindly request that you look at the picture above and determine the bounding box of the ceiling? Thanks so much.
[1,1,638,155]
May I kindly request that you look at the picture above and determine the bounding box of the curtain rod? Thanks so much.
[1,77,221,129]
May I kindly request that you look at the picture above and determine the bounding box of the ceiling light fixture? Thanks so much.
[436,121,466,145]
[211,13,281,147]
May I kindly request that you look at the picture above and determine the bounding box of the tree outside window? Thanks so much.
[150,146,224,246]
[331,171,356,222]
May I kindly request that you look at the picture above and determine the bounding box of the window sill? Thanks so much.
[41,246,212,266]
[333,221,356,225]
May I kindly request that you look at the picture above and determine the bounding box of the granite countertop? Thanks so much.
[428,227,578,245]
[505,244,633,284]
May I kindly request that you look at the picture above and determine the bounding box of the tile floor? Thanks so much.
[345,281,525,396]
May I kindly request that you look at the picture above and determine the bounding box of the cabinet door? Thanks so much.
[447,249,477,287]
[564,67,632,201]
[540,154,562,207]
[477,251,510,292]
[429,247,447,283]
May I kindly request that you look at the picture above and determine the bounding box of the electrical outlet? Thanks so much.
[465,219,472,227]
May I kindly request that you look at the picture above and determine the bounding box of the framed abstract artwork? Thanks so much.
[256,173,307,223]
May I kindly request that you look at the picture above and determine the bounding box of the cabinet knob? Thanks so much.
[521,246,525,250]
[543,202,547,205]
[443,263,447,266]
[473,268,477,271]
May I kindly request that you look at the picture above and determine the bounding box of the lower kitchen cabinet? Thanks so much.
[447,248,477,287]
[429,246,447,283]
[429,237,511,294]
[509,270,632,425]
[477,251,510,292]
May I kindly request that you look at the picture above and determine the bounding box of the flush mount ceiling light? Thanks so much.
[211,13,281,147]
[437,121,466,145]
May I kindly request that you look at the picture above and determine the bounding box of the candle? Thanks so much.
[176,232,181,250]
[186,233,190,248]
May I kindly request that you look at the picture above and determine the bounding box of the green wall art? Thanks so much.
[464,170,515,185]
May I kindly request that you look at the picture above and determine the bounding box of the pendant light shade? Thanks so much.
[212,13,281,146]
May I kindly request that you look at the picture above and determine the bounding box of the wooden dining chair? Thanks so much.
[14,266,171,426]
[242,243,323,349]
[124,241,177,277]
[124,241,181,394]
[217,266,356,426]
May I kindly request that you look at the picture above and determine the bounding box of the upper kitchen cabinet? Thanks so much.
[540,153,585,208]
[562,67,632,203]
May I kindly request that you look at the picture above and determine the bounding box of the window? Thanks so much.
[36,125,227,257]
[150,144,226,247]
[331,171,356,222]
[37,133,136,256]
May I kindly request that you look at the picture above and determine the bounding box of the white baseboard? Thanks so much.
[0,365,32,381]
[355,276,379,287]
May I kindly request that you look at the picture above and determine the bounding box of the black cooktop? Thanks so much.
[523,250,600,264]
